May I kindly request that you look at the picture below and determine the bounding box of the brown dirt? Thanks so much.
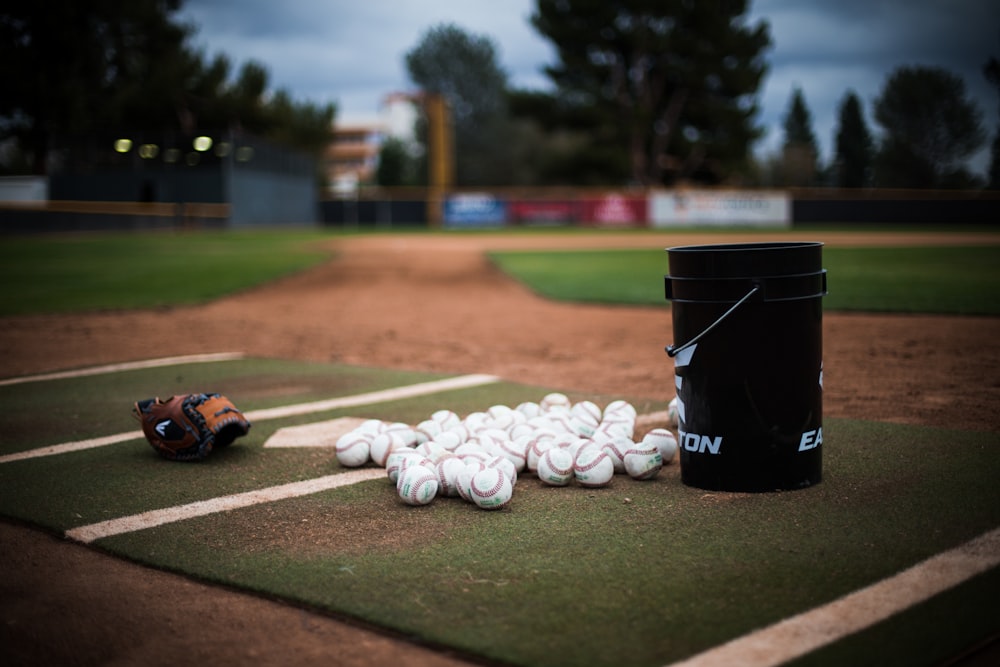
[2,230,999,666]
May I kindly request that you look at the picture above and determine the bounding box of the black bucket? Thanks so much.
[664,242,826,492]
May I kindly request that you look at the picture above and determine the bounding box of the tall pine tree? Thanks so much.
[781,86,818,186]
[833,90,873,188]
[531,0,771,185]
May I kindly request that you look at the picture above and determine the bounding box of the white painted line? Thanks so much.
[667,526,1000,667]
[264,417,369,448]
[244,374,500,421]
[0,432,142,465]
[0,352,246,387]
[0,374,501,464]
[65,468,385,544]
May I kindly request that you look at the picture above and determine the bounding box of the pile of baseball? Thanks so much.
[335,392,679,511]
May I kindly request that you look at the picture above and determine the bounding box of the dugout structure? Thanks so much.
[30,132,317,230]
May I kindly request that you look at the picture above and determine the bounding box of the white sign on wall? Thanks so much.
[650,190,790,227]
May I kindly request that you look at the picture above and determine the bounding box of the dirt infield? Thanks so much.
[2,230,999,666]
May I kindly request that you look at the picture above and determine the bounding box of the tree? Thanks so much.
[530,0,771,186]
[984,54,1000,189]
[833,90,873,188]
[376,137,418,186]
[873,66,986,189]
[405,24,513,186]
[0,0,192,173]
[0,0,334,174]
[780,86,819,186]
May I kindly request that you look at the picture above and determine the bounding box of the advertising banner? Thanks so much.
[580,194,647,227]
[443,193,507,227]
[650,190,791,227]
[508,200,578,225]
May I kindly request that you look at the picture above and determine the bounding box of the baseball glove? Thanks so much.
[132,393,251,461]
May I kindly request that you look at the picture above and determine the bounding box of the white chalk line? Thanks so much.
[244,373,500,421]
[65,468,385,544]
[0,373,501,465]
[667,526,1000,667]
[0,352,246,387]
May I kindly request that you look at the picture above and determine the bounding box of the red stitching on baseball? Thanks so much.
[471,470,504,497]
[574,451,608,472]
[542,451,572,476]
[408,473,436,502]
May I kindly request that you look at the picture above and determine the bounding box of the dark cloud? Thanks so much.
[181,0,997,172]
[749,0,999,166]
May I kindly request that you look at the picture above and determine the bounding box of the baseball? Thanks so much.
[456,460,486,502]
[666,397,680,429]
[643,428,678,464]
[540,392,571,413]
[370,432,403,467]
[335,431,371,468]
[515,401,542,419]
[601,434,633,474]
[537,447,574,486]
[385,448,430,483]
[414,419,442,444]
[383,421,417,447]
[487,454,518,487]
[469,466,513,510]
[573,446,614,487]
[623,442,663,480]
[431,409,461,431]
[494,438,528,472]
[397,464,438,506]
[604,399,637,420]
[571,400,602,428]
[526,434,554,472]
[435,456,467,497]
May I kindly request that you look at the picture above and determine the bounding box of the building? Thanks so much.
[324,93,419,196]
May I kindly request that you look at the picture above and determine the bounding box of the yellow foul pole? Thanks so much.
[424,93,454,227]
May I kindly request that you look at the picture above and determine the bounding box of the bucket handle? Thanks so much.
[665,285,760,358]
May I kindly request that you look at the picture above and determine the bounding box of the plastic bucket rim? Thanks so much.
[665,240,825,253]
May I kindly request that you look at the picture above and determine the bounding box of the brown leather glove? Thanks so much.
[132,393,251,461]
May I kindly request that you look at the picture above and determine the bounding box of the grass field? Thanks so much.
[488,245,1000,315]
[0,230,332,315]
[3,228,998,316]
[1,226,998,666]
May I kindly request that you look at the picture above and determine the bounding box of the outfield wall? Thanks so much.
[321,188,999,228]
[2,187,997,233]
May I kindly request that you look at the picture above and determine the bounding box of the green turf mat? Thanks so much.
[85,419,998,667]
[0,359,456,453]
[2,357,996,667]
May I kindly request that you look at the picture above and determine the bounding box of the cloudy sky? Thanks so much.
[178,0,999,173]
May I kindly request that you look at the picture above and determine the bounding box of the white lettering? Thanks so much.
[700,434,722,454]
[679,430,723,455]
[799,427,823,451]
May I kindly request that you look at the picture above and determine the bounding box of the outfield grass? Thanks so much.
[2,228,998,316]
[488,245,1000,315]
[0,230,332,316]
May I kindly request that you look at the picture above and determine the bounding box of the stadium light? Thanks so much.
[138,144,159,159]
[193,136,213,152]
[235,146,254,162]
[114,138,133,153]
